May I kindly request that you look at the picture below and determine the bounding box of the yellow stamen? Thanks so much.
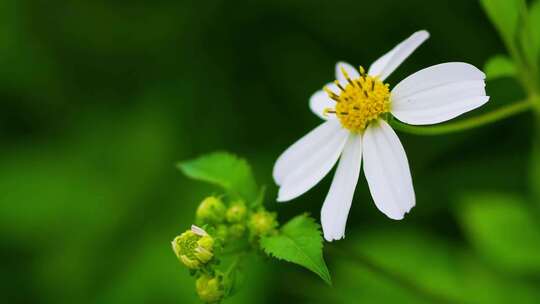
[324,66,391,133]
[323,107,336,117]
[340,67,350,80]
[359,66,366,76]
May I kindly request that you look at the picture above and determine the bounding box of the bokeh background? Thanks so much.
[2,0,540,303]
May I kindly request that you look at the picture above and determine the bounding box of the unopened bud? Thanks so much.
[196,273,226,303]
[228,223,246,239]
[248,210,278,237]
[215,224,229,241]
[226,201,247,223]
[196,196,226,224]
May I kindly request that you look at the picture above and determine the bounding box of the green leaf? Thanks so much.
[457,193,540,274]
[323,228,540,304]
[177,152,258,202]
[480,0,521,49]
[529,0,540,61]
[517,0,539,71]
[260,214,331,285]
[484,55,517,79]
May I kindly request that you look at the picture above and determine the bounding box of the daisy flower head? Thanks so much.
[273,30,489,242]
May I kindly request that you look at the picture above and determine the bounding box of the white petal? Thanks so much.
[392,62,486,99]
[368,30,430,81]
[336,61,360,85]
[273,120,342,185]
[309,83,338,120]
[391,63,489,125]
[191,225,207,236]
[321,134,362,242]
[277,124,349,202]
[368,49,397,79]
[309,90,334,120]
[362,120,415,220]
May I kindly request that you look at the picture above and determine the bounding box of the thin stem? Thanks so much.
[225,253,243,277]
[328,246,459,304]
[390,99,533,136]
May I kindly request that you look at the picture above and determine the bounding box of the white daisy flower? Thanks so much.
[273,30,489,241]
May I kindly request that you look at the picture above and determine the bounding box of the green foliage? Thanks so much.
[260,214,331,285]
[178,152,258,202]
[531,131,540,203]
[530,1,540,57]
[176,153,331,302]
[480,0,522,49]
[484,55,517,79]
[457,193,540,274]
[322,228,540,304]
[481,0,540,91]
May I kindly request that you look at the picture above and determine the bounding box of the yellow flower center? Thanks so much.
[324,66,391,133]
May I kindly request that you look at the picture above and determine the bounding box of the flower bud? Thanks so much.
[228,223,246,239]
[215,224,229,242]
[196,196,226,224]
[248,210,278,237]
[226,201,247,223]
[196,273,226,303]
[171,226,214,269]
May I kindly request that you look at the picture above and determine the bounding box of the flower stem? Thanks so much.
[225,254,242,277]
[389,99,533,136]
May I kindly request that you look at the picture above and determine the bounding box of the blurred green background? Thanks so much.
[2,0,540,303]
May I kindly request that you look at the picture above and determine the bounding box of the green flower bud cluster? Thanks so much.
[172,195,279,303]
[195,196,250,242]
